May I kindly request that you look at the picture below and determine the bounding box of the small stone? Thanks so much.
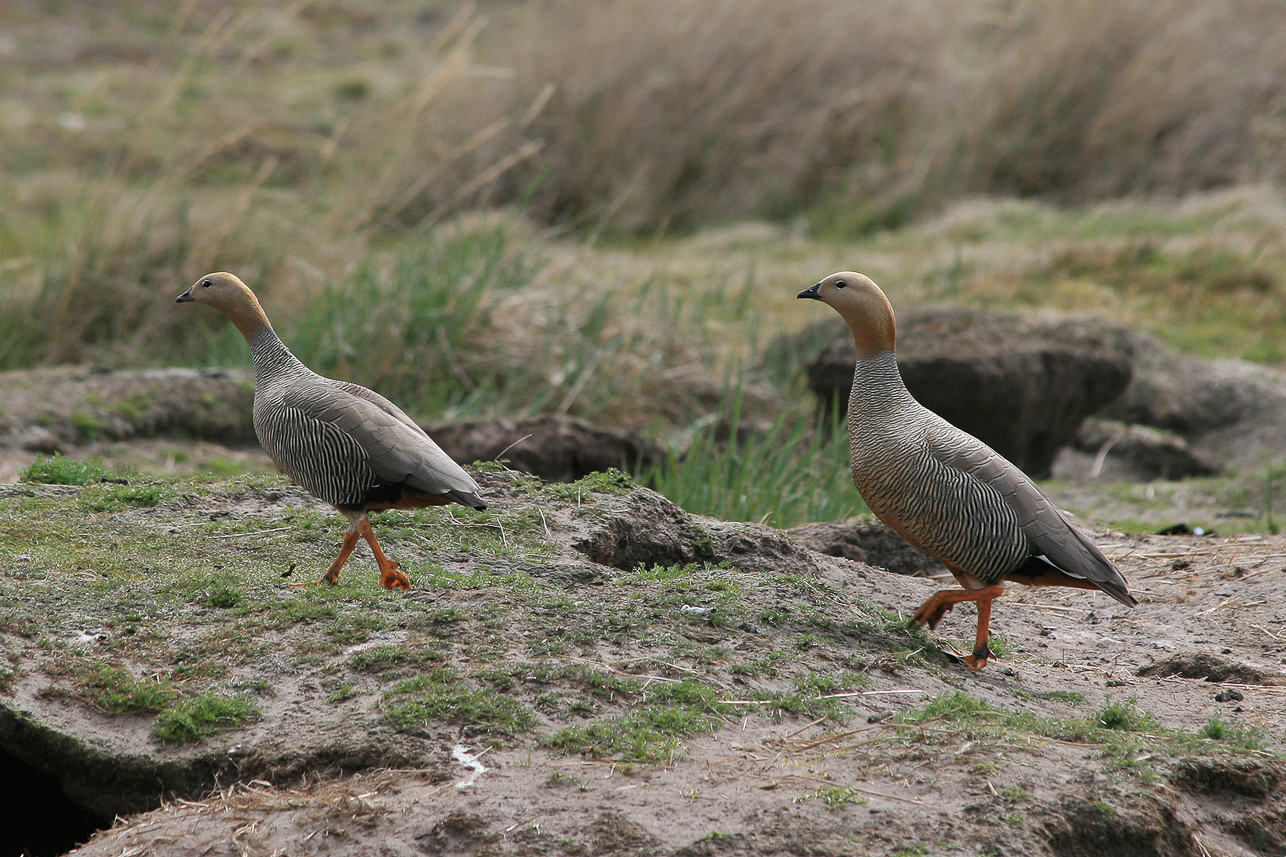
[1214,689,1244,703]
[1170,558,1191,571]
[1086,611,1101,625]
[1106,679,1128,687]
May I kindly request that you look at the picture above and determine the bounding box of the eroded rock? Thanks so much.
[1136,652,1281,685]
[1070,418,1221,480]
[427,415,664,483]
[0,366,256,449]
[787,520,948,579]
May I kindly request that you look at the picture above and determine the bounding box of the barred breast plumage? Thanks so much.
[799,271,1137,670]
[178,272,485,590]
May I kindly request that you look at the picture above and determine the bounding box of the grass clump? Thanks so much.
[78,664,175,715]
[1197,716,1266,751]
[1094,697,1160,732]
[327,685,358,704]
[795,784,866,811]
[890,846,930,857]
[152,694,259,743]
[196,578,242,610]
[758,671,874,721]
[382,668,536,734]
[543,468,635,500]
[348,644,447,675]
[20,454,110,486]
[546,679,736,763]
[898,692,999,725]
[644,396,866,527]
[78,483,172,513]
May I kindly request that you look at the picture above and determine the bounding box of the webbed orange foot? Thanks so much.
[962,642,993,671]
[378,560,411,590]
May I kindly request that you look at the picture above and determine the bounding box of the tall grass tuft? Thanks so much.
[283,224,540,418]
[488,0,946,233]
[644,384,867,528]
[951,0,1286,204]
[0,5,537,371]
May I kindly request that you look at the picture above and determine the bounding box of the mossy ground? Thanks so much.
[2,469,1283,857]
[0,470,937,763]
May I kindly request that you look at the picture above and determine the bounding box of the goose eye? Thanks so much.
[202,280,213,288]
[834,280,847,289]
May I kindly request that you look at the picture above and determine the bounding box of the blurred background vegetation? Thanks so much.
[3,0,1285,525]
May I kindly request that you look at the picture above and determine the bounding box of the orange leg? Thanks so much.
[314,523,362,586]
[911,585,1005,671]
[357,518,412,590]
[962,597,995,671]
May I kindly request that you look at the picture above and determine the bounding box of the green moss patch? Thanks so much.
[382,668,537,735]
[20,453,111,485]
[152,694,259,743]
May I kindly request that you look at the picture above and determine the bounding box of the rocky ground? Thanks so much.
[0,467,1283,857]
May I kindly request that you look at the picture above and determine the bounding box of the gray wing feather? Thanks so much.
[330,380,426,436]
[931,430,1137,607]
[281,382,481,498]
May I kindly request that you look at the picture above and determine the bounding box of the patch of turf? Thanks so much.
[152,694,259,743]
[20,454,110,485]
[795,784,866,811]
[348,643,447,674]
[79,663,175,715]
[545,678,735,763]
[79,483,172,512]
[327,685,357,703]
[1094,696,1160,732]
[1197,716,1266,751]
[382,668,536,734]
[541,468,634,500]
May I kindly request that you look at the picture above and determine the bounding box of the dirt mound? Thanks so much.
[0,471,1281,856]
[0,366,256,454]
[788,519,949,579]
[427,415,665,483]
[1137,652,1284,685]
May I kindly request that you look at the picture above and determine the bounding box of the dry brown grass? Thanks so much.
[951,0,1286,202]
[466,0,1286,231]
[2,0,1286,375]
[482,0,946,233]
